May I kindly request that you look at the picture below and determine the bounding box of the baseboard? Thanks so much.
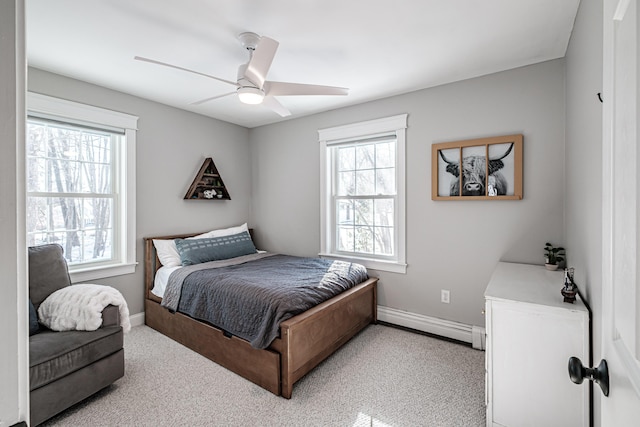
[377,306,485,350]
[129,312,145,328]
[472,325,486,350]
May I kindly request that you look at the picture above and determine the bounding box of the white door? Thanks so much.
[601,0,640,424]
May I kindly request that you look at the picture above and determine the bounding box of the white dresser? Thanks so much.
[484,262,589,427]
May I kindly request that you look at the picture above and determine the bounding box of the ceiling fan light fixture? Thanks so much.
[237,86,265,104]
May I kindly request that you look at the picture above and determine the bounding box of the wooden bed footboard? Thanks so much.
[143,235,378,398]
[277,278,377,398]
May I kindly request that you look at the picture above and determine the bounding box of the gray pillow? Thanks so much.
[175,231,257,266]
[28,244,71,310]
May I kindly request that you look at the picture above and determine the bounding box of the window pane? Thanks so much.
[81,163,112,194]
[27,157,46,192]
[76,197,113,263]
[375,167,395,195]
[355,170,375,195]
[27,123,47,157]
[354,199,373,225]
[48,197,80,230]
[26,196,114,264]
[338,226,355,252]
[82,135,113,195]
[356,144,375,169]
[337,171,355,196]
[374,226,394,255]
[376,142,395,168]
[47,159,81,193]
[355,226,373,254]
[83,134,112,162]
[337,146,355,171]
[374,199,394,227]
[337,200,354,225]
[26,197,48,239]
[27,231,49,247]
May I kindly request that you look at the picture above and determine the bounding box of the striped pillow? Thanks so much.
[174,231,257,266]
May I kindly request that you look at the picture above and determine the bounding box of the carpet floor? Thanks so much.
[40,324,486,426]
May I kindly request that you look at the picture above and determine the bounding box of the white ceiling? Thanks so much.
[27,0,581,129]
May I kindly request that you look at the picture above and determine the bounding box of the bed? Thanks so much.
[143,227,378,398]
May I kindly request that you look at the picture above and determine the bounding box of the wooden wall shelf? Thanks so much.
[184,158,231,200]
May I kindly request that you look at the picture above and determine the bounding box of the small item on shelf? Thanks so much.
[561,267,577,303]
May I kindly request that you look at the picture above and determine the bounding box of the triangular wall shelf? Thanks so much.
[184,157,231,200]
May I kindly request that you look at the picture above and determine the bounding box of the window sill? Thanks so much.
[318,253,407,274]
[69,262,137,283]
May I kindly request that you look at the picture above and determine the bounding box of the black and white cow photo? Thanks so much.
[437,142,515,197]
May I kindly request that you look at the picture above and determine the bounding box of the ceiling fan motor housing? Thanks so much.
[238,32,260,51]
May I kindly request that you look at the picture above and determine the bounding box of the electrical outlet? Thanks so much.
[441,289,450,304]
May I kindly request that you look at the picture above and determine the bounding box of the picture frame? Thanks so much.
[431,134,523,201]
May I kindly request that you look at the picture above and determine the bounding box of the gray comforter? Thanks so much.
[161,253,369,349]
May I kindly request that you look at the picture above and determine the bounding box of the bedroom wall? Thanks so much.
[249,59,566,328]
[27,68,252,316]
[564,0,603,424]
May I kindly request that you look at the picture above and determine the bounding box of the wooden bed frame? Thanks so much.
[143,232,378,398]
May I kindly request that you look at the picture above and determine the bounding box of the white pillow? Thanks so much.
[153,223,249,267]
[199,222,249,239]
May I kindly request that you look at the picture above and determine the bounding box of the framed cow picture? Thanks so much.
[431,134,523,200]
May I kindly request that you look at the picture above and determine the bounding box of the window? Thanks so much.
[319,114,407,273]
[27,93,138,282]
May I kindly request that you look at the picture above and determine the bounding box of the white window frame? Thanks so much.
[27,92,138,282]
[319,114,407,274]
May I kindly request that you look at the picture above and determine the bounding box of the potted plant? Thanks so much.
[544,242,565,270]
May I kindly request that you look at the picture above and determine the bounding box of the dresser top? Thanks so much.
[485,262,588,312]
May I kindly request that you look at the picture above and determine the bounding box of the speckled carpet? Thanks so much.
[41,323,485,426]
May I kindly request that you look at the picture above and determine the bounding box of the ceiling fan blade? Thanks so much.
[244,37,279,89]
[190,91,236,106]
[265,81,348,97]
[263,96,291,117]
[134,56,238,87]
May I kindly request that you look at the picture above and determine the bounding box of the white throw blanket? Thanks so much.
[38,284,131,333]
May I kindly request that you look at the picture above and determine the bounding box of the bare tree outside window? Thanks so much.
[27,119,115,265]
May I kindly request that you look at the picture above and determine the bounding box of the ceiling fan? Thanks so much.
[134,32,348,117]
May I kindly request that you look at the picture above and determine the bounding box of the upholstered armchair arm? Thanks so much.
[101,304,121,327]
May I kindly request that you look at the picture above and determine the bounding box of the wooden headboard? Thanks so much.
[143,229,256,303]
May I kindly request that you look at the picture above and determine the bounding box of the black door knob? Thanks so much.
[568,356,609,397]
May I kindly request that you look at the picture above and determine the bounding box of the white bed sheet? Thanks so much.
[151,250,268,298]
[151,265,180,298]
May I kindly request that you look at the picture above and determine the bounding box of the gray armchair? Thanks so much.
[28,244,125,426]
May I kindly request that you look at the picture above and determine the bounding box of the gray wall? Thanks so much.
[249,59,566,328]
[28,68,252,315]
[565,0,603,424]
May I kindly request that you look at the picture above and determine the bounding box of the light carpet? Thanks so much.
[41,324,486,426]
